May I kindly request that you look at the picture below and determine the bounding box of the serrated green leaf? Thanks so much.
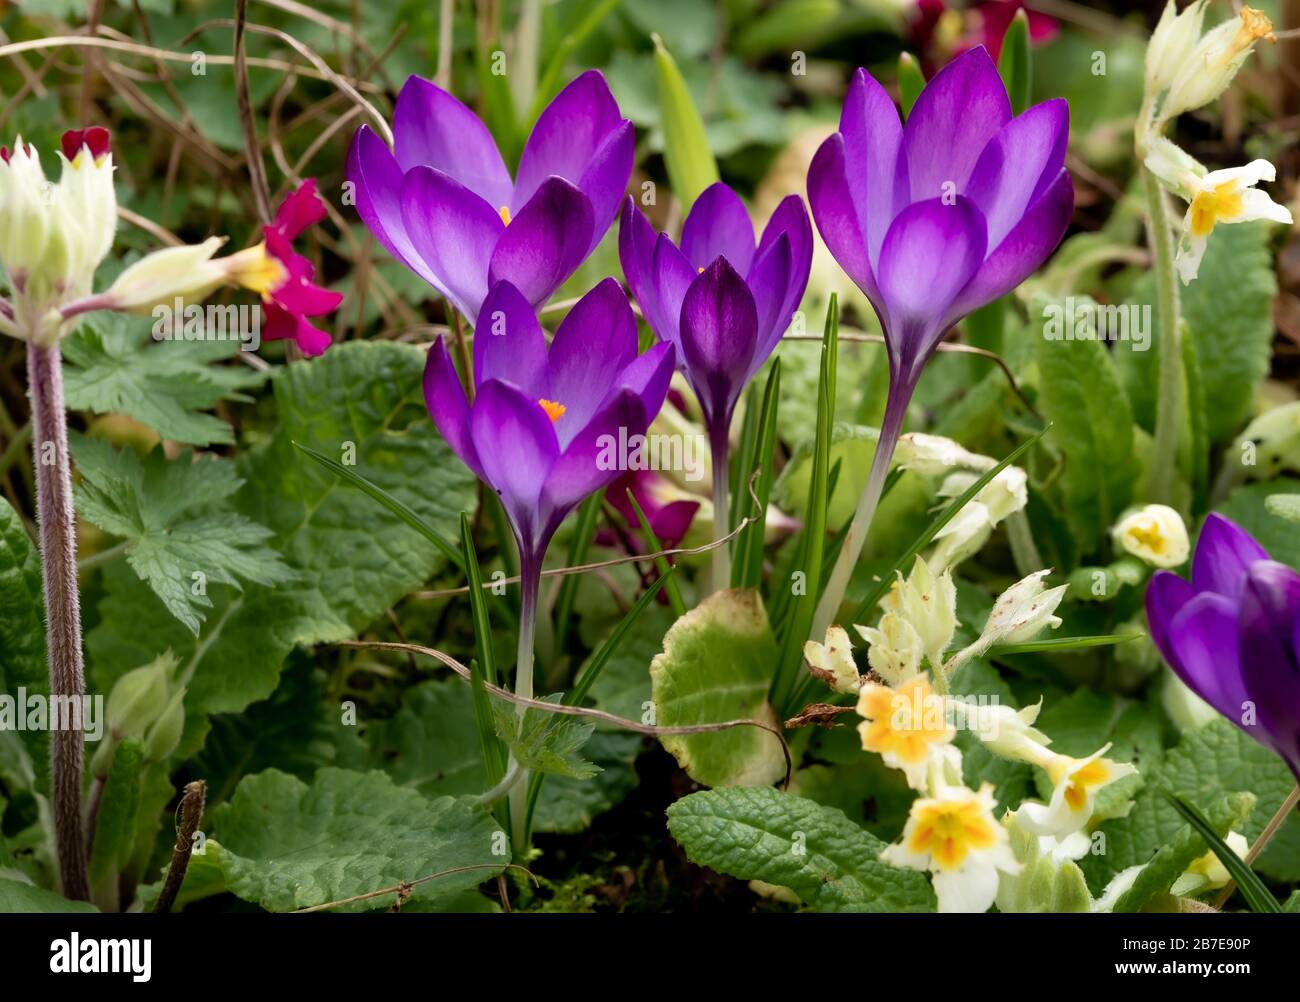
[650,589,786,787]
[73,436,292,634]
[207,768,507,912]
[86,341,477,758]
[1035,314,1136,552]
[666,786,935,912]
[492,695,599,780]
[0,498,49,791]
[62,311,264,446]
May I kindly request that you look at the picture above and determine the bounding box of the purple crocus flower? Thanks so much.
[807,46,1074,636]
[1146,514,1300,781]
[620,182,812,586]
[348,71,633,321]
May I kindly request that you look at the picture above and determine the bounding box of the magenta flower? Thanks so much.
[260,179,343,357]
[808,47,1073,635]
[348,71,633,321]
[1146,514,1300,781]
[619,182,811,586]
[423,278,673,568]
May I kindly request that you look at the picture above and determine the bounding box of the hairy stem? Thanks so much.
[811,378,909,640]
[1143,167,1183,505]
[27,342,90,901]
[507,545,541,855]
[710,419,731,591]
[154,780,207,914]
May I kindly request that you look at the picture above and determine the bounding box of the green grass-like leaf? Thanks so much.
[1166,794,1281,914]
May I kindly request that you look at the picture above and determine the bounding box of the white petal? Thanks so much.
[933,861,1000,913]
[1202,159,1277,190]
[1235,187,1294,226]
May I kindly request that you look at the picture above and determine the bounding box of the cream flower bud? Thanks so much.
[1162,6,1275,121]
[894,432,995,479]
[945,570,1067,675]
[891,557,957,671]
[1142,136,1205,201]
[0,140,51,281]
[56,144,117,291]
[855,611,924,687]
[1145,0,1206,97]
[1170,831,1249,896]
[102,237,229,313]
[803,626,861,695]
[1111,503,1189,568]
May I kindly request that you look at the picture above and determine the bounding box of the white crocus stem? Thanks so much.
[26,341,89,901]
[507,546,542,855]
[709,418,731,591]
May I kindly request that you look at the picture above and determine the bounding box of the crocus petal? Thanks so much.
[903,46,1011,200]
[423,337,483,480]
[471,379,560,549]
[1192,513,1269,600]
[679,258,759,425]
[473,281,551,400]
[513,70,629,221]
[400,165,503,319]
[755,193,814,340]
[619,198,674,340]
[876,197,987,372]
[1145,570,1195,671]
[542,388,646,521]
[271,179,328,241]
[347,127,446,292]
[950,168,1073,319]
[393,76,513,210]
[808,133,880,306]
[651,234,698,356]
[746,231,793,368]
[965,98,1069,248]
[610,340,675,418]
[681,182,756,274]
[840,67,907,268]
[489,176,594,308]
[1237,561,1300,768]
[1166,592,1249,725]
[547,277,638,443]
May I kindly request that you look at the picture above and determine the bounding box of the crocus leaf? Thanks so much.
[460,514,507,801]
[0,498,49,793]
[1166,794,1281,913]
[205,768,507,912]
[898,53,925,118]
[652,33,720,211]
[733,0,843,58]
[997,9,1032,116]
[72,435,294,635]
[61,310,265,447]
[666,786,936,912]
[733,359,781,589]
[650,588,786,787]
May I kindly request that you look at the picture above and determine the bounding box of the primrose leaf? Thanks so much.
[205,768,506,912]
[62,311,264,446]
[0,498,49,791]
[666,786,936,912]
[72,436,293,635]
[0,878,99,913]
[650,589,786,788]
[86,341,476,758]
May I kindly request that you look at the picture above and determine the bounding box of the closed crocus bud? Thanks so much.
[1145,0,1206,97]
[144,688,186,762]
[1112,504,1189,568]
[0,139,51,284]
[102,236,228,313]
[105,653,176,739]
[1162,5,1275,121]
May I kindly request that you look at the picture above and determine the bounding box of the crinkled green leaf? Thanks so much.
[1218,479,1300,570]
[650,589,786,787]
[207,768,506,912]
[0,878,98,913]
[86,341,477,757]
[73,435,292,634]
[667,786,935,912]
[62,311,264,446]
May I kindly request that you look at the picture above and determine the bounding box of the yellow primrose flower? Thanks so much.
[1017,744,1138,838]
[1176,161,1291,284]
[857,674,957,790]
[1171,831,1250,897]
[1111,504,1189,568]
[881,782,1020,913]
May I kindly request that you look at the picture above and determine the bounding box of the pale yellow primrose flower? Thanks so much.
[802,626,861,695]
[856,674,958,791]
[881,782,1020,913]
[947,696,1051,765]
[1161,5,1276,122]
[1111,503,1190,568]
[1174,161,1291,284]
[1017,744,1138,838]
[927,465,1028,570]
[103,238,288,315]
[1170,831,1249,897]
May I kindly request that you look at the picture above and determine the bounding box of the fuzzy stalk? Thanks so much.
[1143,167,1183,505]
[26,341,90,901]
